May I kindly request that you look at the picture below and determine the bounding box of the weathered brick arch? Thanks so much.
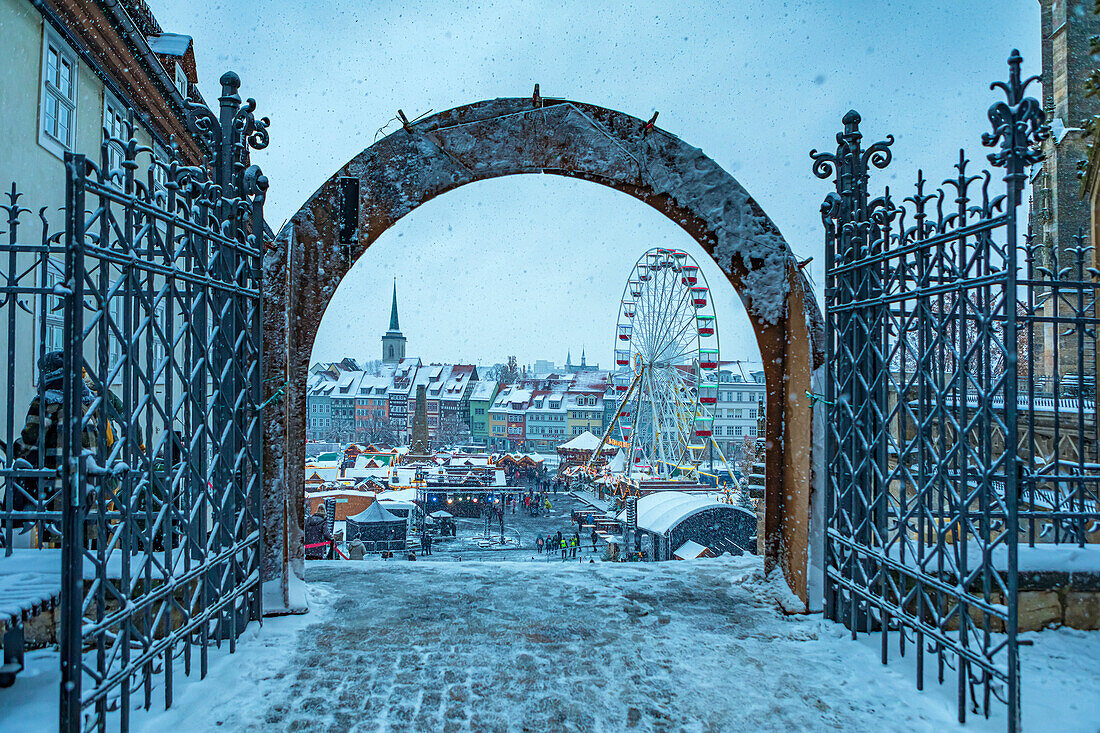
[263,97,824,606]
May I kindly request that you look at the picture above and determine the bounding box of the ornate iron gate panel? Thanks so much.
[52,76,269,731]
[815,52,1047,731]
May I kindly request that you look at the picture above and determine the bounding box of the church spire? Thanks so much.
[389,278,400,332]
[381,278,406,364]
[581,347,586,366]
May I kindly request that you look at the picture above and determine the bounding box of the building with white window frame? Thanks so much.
[712,365,766,461]
[0,0,214,441]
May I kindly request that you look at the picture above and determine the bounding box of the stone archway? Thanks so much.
[262,97,824,606]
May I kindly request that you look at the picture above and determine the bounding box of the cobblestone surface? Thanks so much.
[153,558,986,732]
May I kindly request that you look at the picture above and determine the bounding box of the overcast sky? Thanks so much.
[147,0,1041,369]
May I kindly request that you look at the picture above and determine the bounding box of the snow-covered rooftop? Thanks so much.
[147,33,192,56]
[673,540,710,560]
[558,430,601,452]
[626,491,753,536]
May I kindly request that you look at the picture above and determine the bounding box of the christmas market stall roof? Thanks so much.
[620,491,752,536]
[673,540,714,560]
[497,453,545,467]
[558,431,602,452]
[347,502,401,524]
[305,466,341,483]
[448,455,492,467]
[604,450,626,473]
[345,502,407,545]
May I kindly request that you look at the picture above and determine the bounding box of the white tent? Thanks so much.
[558,430,601,452]
[604,450,626,473]
[347,502,401,524]
[620,491,751,536]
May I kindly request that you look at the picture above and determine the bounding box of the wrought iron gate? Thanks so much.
[0,73,268,731]
[815,52,1049,731]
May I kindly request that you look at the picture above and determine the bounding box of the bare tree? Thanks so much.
[435,413,471,448]
[327,416,357,444]
[735,435,763,490]
[358,416,398,446]
[888,295,1030,380]
[500,355,520,385]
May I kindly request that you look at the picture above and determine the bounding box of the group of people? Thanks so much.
[533,477,564,495]
[535,527,600,560]
[517,492,553,517]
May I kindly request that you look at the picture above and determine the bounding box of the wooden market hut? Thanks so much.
[556,431,616,474]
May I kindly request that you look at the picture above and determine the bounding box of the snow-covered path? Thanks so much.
[131,556,1095,732]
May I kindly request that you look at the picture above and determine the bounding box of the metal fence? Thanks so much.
[0,73,268,732]
[815,51,1055,731]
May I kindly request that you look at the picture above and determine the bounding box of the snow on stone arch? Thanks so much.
[283,97,811,328]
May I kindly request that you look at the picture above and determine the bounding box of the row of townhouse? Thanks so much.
[307,359,766,455]
[306,357,482,446]
[485,372,614,452]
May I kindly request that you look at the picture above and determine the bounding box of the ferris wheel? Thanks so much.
[597,247,724,480]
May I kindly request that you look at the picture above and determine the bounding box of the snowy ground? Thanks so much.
[39,557,1081,732]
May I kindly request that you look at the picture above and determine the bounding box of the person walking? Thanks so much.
[425,532,433,556]
[560,536,567,561]
[571,533,579,559]
[591,528,599,553]
[304,505,332,560]
[11,352,99,537]
[536,535,544,554]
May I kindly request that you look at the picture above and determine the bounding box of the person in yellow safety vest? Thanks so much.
[570,534,578,559]
[544,498,552,512]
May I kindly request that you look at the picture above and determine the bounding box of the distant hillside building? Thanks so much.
[532,359,557,376]
[564,349,599,373]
